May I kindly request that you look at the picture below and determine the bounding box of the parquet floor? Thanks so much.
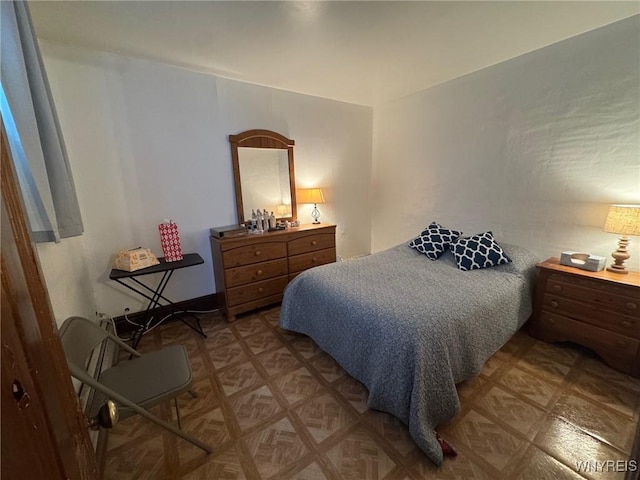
[103,306,639,480]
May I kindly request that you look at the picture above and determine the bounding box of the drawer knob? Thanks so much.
[552,284,562,292]
[255,250,261,256]
[550,300,559,308]
[256,270,263,276]
[625,302,637,311]
[311,240,317,246]
[258,287,264,293]
[547,317,556,324]
[621,320,632,328]
[312,257,317,262]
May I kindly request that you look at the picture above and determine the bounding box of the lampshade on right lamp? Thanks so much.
[603,204,640,274]
[297,188,325,224]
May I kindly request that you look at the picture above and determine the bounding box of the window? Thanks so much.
[1,0,82,242]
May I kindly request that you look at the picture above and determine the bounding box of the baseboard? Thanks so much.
[112,293,223,334]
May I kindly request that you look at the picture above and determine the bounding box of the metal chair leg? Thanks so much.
[79,374,212,454]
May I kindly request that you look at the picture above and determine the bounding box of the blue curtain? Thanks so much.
[1,0,83,242]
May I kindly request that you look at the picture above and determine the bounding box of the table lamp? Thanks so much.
[297,188,325,224]
[603,204,640,274]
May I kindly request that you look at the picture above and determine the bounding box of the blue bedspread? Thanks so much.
[280,242,537,465]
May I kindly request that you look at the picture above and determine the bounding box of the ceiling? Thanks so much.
[29,1,639,106]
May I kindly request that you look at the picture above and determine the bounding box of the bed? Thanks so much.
[279,241,538,465]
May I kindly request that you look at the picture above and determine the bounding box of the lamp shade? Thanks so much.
[297,188,325,204]
[276,204,290,216]
[603,205,640,236]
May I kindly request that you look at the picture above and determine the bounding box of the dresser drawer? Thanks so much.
[225,259,288,288]
[288,233,335,256]
[542,294,640,339]
[538,311,638,372]
[226,276,289,307]
[222,242,287,268]
[547,276,639,318]
[289,247,336,274]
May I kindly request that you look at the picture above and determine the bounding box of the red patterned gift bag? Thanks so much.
[158,220,183,262]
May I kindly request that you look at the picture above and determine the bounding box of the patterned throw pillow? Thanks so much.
[409,222,463,260]
[449,231,511,271]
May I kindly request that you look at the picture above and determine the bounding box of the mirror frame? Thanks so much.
[229,129,297,225]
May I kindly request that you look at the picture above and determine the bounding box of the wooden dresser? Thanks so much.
[210,224,336,321]
[529,258,640,377]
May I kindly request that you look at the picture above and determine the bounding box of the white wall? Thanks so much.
[372,16,640,270]
[36,235,96,324]
[38,42,372,319]
[36,15,639,323]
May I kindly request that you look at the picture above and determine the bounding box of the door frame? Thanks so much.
[1,122,99,479]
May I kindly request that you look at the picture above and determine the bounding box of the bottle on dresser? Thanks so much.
[249,209,257,233]
[256,209,264,233]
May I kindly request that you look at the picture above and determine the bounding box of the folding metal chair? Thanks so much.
[59,316,211,453]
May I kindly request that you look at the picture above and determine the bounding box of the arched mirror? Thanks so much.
[230,129,297,224]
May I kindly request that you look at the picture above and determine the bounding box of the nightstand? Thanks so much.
[529,258,640,377]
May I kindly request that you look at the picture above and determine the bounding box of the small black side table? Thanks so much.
[109,253,207,348]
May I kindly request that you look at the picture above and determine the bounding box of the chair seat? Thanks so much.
[99,344,192,408]
[60,316,211,453]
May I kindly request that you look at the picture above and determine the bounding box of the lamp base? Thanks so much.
[311,204,321,224]
[607,236,631,274]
